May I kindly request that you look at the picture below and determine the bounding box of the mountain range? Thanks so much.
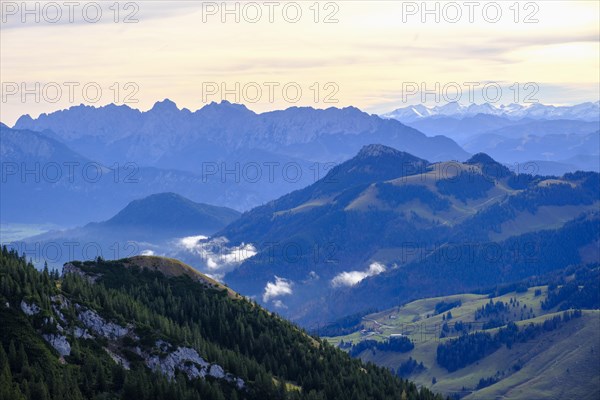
[382,101,600,123]
[0,123,296,225]
[4,101,599,228]
[205,145,599,325]
[381,102,600,173]
[3,102,468,226]
[9,137,599,326]
[13,100,467,167]
[4,101,599,400]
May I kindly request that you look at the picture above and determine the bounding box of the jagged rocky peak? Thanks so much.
[149,98,179,113]
[198,99,253,114]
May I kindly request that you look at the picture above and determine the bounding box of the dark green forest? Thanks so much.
[542,266,600,310]
[348,336,415,357]
[436,310,582,372]
[0,248,446,400]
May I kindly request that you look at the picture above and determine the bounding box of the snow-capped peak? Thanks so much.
[381,101,599,123]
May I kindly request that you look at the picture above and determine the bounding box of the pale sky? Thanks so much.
[1,0,598,125]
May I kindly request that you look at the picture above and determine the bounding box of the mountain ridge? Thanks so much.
[0,248,447,400]
[13,100,469,167]
[208,144,599,325]
[382,101,600,123]
[14,192,241,269]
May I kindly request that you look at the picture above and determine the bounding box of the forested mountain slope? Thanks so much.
[213,145,599,324]
[326,264,600,399]
[0,249,445,400]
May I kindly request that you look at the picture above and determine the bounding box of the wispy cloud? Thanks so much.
[178,235,209,250]
[263,276,293,302]
[176,236,256,277]
[272,300,288,309]
[331,262,386,287]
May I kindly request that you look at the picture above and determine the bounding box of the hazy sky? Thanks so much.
[1,0,598,125]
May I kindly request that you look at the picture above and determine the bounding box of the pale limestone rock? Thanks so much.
[43,334,71,356]
[20,300,40,315]
[74,327,93,339]
[78,309,129,340]
[143,342,245,388]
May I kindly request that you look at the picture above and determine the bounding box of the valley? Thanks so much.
[325,268,600,399]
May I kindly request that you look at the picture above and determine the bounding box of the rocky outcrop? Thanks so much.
[20,300,40,315]
[43,334,71,356]
[21,295,244,390]
[51,295,69,323]
[208,364,225,379]
[73,327,93,339]
[52,305,66,325]
[144,343,244,389]
[78,309,130,340]
[51,294,70,306]
[146,346,209,379]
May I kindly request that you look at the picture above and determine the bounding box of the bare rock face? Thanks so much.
[146,346,210,379]
[144,342,245,389]
[78,309,129,340]
[26,294,245,390]
[51,295,69,324]
[73,327,93,339]
[20,300,40,315]
[43,334,71,356]
[208,364,225,379]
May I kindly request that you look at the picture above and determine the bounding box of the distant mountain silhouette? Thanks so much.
[381,102,600,172]
[383,101,600,123]
[0,124,305,224]
[104,192,240,233]
[15,193,240,268]
[14,101,469,169]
